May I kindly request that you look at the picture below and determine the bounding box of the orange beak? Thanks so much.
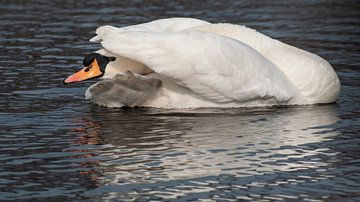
[63,59,103,84]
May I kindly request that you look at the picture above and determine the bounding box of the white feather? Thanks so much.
[191,23,341,103]
[86,18,340,108]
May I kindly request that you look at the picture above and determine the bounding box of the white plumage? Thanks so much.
[86,18,340,108]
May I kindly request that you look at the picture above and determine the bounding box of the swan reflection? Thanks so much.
[73,104,340,190]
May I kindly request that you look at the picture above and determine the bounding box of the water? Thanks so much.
[1,0,359,201]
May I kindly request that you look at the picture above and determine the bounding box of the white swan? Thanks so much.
[64,18,340,108]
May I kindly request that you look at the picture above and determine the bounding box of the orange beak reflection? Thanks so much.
[63,59,103,84]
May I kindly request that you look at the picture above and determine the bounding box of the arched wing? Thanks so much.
[92,26,296,103]
[90,18,210,42]
[123,17,210,32]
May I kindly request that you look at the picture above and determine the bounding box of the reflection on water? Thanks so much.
[1,0,360,201]
[83,105,340,179]
[2,101,356,200]
[83,106,340,186]
[31,104,353,201]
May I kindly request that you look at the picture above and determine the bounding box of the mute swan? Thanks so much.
[64,18,340,108]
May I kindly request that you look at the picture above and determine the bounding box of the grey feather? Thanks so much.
[86,71,162,107]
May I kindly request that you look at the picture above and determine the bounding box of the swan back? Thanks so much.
[191,23,341,104]
[123,17,210,32]
[90,18,210,43]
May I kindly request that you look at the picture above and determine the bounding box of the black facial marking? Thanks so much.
[83,53,116,72]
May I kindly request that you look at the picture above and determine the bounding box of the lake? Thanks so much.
[0,0,359,201]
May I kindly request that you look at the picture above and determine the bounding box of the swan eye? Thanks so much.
[84,65,92,72]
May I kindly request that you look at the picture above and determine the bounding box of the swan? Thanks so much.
[63,18,340,108]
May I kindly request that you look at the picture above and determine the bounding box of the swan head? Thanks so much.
[63,53,116,84]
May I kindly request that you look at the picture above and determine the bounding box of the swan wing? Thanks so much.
[190,23,340,103]
[122,17,210,32]
[92,26,298,103]
[90,18,210,42]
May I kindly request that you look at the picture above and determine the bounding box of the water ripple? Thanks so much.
[0,0,360,201]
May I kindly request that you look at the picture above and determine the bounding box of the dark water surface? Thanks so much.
[1,0,360,201]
